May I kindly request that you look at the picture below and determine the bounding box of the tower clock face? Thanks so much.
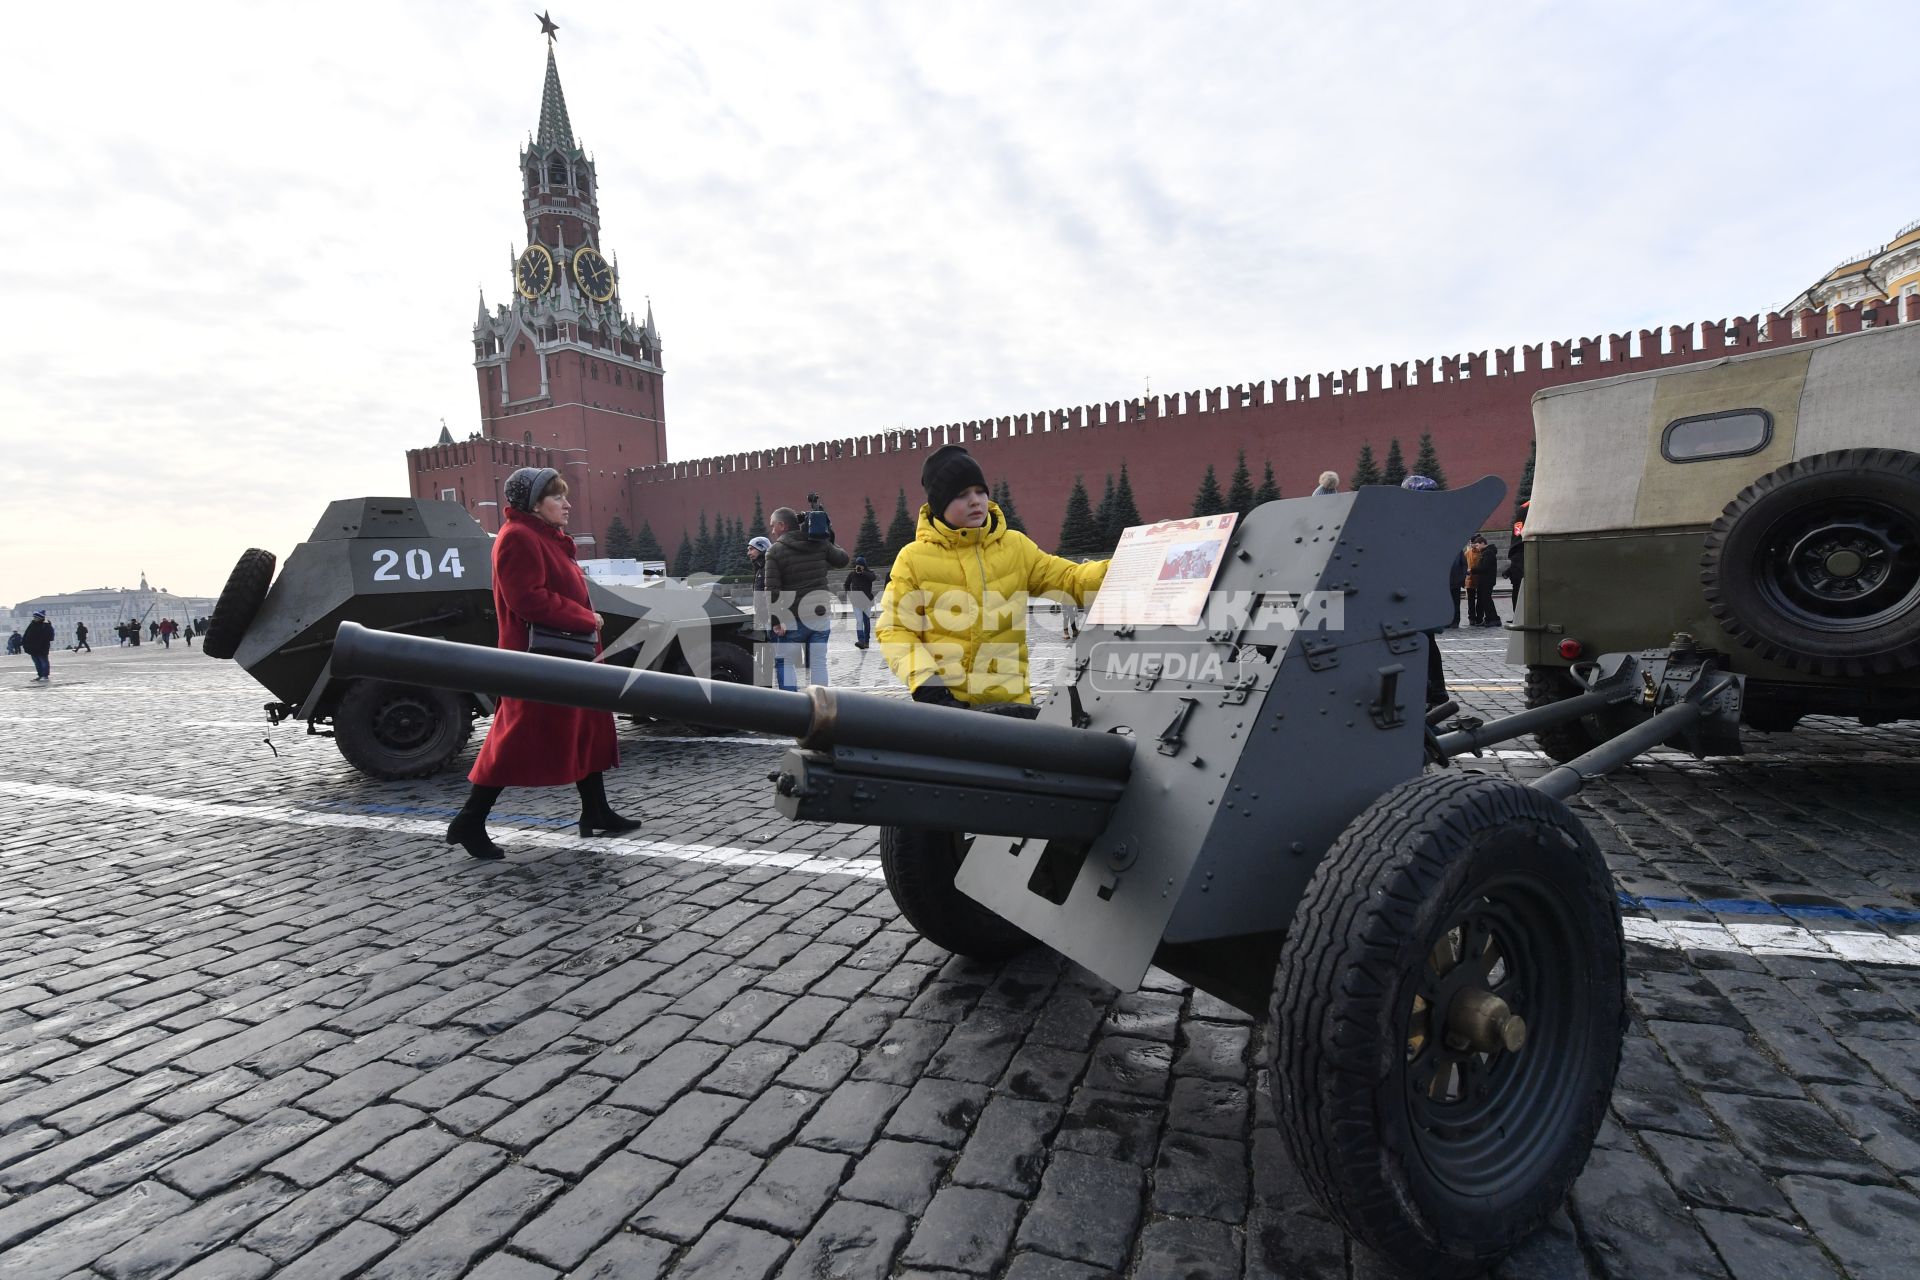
[515,244,554,298]
[572,246,615,302]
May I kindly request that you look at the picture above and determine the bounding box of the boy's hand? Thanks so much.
[911,680,962,708]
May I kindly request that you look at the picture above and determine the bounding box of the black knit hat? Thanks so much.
[504,466,559,514]
[921,445,988,518]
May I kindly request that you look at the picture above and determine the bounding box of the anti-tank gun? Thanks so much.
[332,476,1742,1278]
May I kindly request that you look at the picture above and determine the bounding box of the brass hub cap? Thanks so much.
[1447,988,1528,1055]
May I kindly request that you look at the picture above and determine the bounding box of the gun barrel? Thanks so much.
[331,622,1133,781]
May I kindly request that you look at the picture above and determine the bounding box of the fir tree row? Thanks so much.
[621,426,1522,578]
[1348,432,1448,489]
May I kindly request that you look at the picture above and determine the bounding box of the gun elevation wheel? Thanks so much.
[332,679,473,780]
[879,827,1034,961]
[1269,773,1624,1277]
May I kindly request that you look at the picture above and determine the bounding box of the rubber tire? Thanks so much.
[1268,773,1624,1278]
[879,826,1034,961]
[1743,706,1804,734]
[1701,448,1920,676]
[332,680,473,780]
[201,548,276,660]
[706,638,753,685]
[1522,666,1606,764]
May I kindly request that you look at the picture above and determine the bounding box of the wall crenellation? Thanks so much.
[629,299,1910,487]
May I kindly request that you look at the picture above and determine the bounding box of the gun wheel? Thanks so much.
[1268,773,1624,1277]
[879,827,1034,962]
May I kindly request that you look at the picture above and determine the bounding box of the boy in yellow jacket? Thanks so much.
[878,445,1109,707]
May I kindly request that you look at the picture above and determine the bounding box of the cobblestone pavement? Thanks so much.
[1,624,1917,1280]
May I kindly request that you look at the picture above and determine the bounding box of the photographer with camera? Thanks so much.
[764,497,850,690]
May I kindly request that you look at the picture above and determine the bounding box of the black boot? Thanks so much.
[577,772,641,837]
[447,785,506,860]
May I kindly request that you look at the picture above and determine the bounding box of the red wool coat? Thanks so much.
[469,508,619,788]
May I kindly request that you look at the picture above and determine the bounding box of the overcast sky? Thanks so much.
[4,1,1916,601]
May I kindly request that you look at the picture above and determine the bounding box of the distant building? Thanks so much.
[6,573,217,642]
[1781,216,1920,326]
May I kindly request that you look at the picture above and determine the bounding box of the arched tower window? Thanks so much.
[547,155,568,188]
[524,431,534,446]
[526,166,538,196]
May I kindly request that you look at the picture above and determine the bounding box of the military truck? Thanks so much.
[1510,321,1920,758]
[202,497,754,779]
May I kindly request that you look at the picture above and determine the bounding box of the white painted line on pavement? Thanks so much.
[0,779,884,882]
[1483,747,1919,765]
[1621,915,1920,967]
[1,781,1910,967]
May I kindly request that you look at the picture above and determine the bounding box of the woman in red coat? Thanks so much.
[446,466,639,860]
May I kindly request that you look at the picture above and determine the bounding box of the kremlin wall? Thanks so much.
[407,40,1920,559]
[612,298,1917,551]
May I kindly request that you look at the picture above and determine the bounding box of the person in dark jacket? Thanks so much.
[844,556,878,650]
[765,506,850,689]
[72,622,90,653]
[445,467,639,860]
[22,611,54,681]
[1505,504,1528,612]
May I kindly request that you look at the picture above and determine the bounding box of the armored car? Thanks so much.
[202,497,753,778]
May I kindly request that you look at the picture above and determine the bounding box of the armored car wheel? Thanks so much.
[201,548,276,660]
[1269,773,1624,1277]
[1702,448,1920,676]
[706,639,754,685]
[332,679,473,780]
[879,827,1034,961]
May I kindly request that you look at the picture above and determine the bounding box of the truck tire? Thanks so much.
[1702,448,1920,676]
[1268,773,1623,1277]
[332,680,473,780]
[1522,667,1605,764]
[201,549,276,660]
[880,827,1034,961]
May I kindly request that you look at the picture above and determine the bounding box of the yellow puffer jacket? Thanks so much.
[878,502,1108,705]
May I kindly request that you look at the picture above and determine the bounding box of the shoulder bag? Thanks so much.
[527,623,598,661]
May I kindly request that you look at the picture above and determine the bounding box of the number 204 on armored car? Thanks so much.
[1512,320,1920,758]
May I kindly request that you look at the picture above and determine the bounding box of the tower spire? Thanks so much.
[536,44,574,151]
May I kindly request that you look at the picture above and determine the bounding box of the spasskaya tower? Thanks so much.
[408,13,665,547]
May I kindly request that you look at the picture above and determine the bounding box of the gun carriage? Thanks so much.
[333,477,1741,1277]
